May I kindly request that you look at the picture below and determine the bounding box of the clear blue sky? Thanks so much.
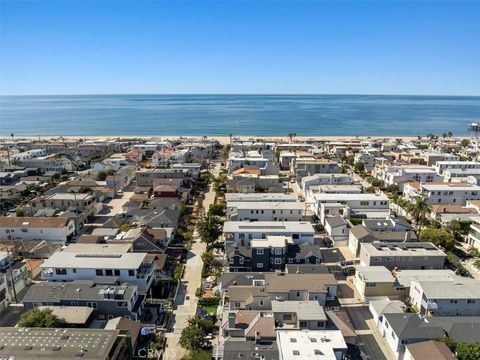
[0,1,479,95]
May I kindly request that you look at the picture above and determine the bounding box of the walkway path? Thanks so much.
[163,162,220,360]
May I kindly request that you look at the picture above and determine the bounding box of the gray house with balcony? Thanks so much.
[23,280,143,321]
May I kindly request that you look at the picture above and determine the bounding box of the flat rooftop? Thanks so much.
[276,329,347,360]
[363,242,445,256]
[223,221,314,233]
[228,201,303,210]
[271,300,326,321]
[225,193,298,202]
[42,251,146,269]
[61,243,132,254]
[0,327,120,359]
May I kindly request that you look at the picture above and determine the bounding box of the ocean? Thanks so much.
[0,94,479,137]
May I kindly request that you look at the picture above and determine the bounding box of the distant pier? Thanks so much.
[468,122,480,132]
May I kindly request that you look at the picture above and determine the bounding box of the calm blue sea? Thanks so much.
[0,94,479,136]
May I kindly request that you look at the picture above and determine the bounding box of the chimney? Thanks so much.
[228,312,236,329]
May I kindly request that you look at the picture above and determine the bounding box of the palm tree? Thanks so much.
[228,133,233,145]
[409,195,430,230]
[288,133,293,143]
[442,132,447,139]
[10,133,14,142]
[447,131,453,139]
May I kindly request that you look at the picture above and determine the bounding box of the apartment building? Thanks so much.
[11,148,47,161]
[19,154,73,173]
[309,192,390,219]
[359,242,446,270]
[354,266,456,300]
[406,182,480,205]
[40,245,154,294]
[375,165,442,187]
[300,173,353,195]
[225,192,298,203]
[435,161,480,175]
[0,328,132,360]
[136,168,187,187]
[226,201,304,221]
[291,159,342,179]
[276,330,347,360]
[409,278,480,316]
[467,216,480,250]
[0,217,75,243]
[223,221,315,246]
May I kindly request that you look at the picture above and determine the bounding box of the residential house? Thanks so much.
[225,273,338,309]
[404,340,457,360]
[0,217,75,243]
[271,300,327,330]
[378,313,480,360]
[222,310,276,341]
[324,216,348,244]
[291,159,342,179]
[23,280,143,321]
[348,224,417,257]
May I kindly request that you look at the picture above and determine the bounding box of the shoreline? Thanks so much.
[0,134,427,146]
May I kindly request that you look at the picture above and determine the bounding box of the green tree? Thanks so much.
[197,205,222,245]
[15,207,24,217]
[386,184,399,194]
[179,319,207,351]
[456,342,480,360]
[209,203,226,217]
[354,161,365,172]
[96,171,107,181]
[409,196,430,230]
[17,308,61,328]
[120,223,132,233]
[461,139,470,148]
[181,351,212,360]
[188,317,214,334]
[419,228,455,251]
[447,219,472,236]
[78,186,92,193]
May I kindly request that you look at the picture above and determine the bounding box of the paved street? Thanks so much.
[163,162,220,360]
[344,304,395,360]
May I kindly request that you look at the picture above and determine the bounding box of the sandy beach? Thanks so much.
[0,134,422,146]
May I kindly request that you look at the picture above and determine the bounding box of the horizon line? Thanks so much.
[1,92,479,97]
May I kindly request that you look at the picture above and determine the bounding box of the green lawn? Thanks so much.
[201,305,217,315]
